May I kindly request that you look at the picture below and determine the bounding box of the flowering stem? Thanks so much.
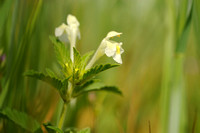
[58,102,67,130]
[57,82,73,131]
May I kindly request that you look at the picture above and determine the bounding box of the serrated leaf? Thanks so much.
[77,64,119,85]
[63,59,73,78]
[43,123,63,133]
[74,85,122,97]
[73,79,99,97]
[64,127,77,133]
[0,108,41,132]
[73,48,82,81]
[45,68,57,77]
[73,48,94,77]
[25,70,63,90]
[25,70,71,102]
[77,128,90,133]
[49,36,70,67]
[73,48,82,68]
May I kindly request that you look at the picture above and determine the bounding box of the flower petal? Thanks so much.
[113,53,122,64]
[120,47,124,54]
[104,41,116,57]
[55,28,64,37]
[106,31,122,39]
[55,23,67,37]
[55,23,70,42]
[105,47,116,57]
[67,14,80,27]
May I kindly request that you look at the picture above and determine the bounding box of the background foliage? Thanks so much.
[0,0,200,132]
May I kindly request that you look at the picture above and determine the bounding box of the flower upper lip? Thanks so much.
[55,14,81,62]
[67,14,80,27]
[103,31,124,64]
[55,14,80,43]
[86,31,124,69]
[105,31,122,39]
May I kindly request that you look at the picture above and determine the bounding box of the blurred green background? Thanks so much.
[0,0,200,132]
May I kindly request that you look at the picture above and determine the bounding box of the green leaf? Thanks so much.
[49,36,70,67]
[73,48,82,81]
[73,48,82,68]
[73,48,94,75]
[63,59,73,78]
[0,0,12,38]
[176,1,193,53]
[77,128,90,133]
[73,48,94,82]
[25,70,71,102]
[25,70,63,90]
[45,68,57,77]
[73,79,99,97]
[64,127,77,133]
[0,108,41,132]
[74,84,122,97]
[0,79,9,108]
[193,0,200,56]
[43,123,64,133]
[77,64,119,85]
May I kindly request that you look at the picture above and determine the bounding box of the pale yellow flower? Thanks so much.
[55,14,80,43]
[86,31,123,69]
[55,14,80,62]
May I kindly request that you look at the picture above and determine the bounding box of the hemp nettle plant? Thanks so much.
[25,14,124,133]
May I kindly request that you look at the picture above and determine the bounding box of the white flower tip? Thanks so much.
[106,31,122,39]
[55,23,67,37]
[67,14,80,27]
[113,54,123,64]
[55,28,61,37]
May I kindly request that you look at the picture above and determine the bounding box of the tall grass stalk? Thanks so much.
[161,0,192,132]
[160,0,175,132]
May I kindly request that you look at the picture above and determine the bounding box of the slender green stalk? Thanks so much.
[168,55,185,133]
[161,0,192,132]
[58,103,67,130]
[160,0,175,132]
[57,83,72,131]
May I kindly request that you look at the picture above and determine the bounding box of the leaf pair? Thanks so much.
[72,64,122,97]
